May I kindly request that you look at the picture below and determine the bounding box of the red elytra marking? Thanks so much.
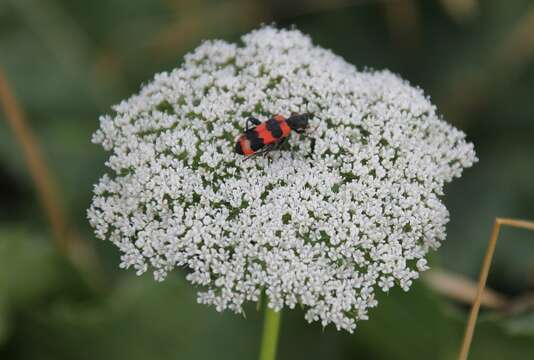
[256,127,277,144]
[239,136,254,155]
[273,115,291,136]
[279,121,291,137]
[254,122,267,133]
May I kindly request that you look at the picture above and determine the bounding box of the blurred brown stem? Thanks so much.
[383,0,420,49]
[0,67,70,256]
[424,269,509,310]
[439,0,478,23]
[458,218,534,360]
[443,4,534,121]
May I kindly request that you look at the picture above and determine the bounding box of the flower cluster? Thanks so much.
[88,26,477,332]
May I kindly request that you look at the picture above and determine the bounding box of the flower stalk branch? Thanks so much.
[259,307,282,360]
[458,217,534,360]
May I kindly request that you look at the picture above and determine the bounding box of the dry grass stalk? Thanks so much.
[458,218,534,360]
[0,67,70,256]
[0,67,105,290]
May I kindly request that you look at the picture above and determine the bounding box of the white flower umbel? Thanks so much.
[88,26,477,332]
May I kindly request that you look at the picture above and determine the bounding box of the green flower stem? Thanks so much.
[259,306,282,360]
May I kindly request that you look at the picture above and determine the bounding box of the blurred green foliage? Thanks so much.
[1,0,534,359]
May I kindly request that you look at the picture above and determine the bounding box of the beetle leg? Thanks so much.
[262,144,276,157]
[243,144,276,161]
[273,136,288,151]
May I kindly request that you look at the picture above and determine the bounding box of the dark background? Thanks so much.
[1,0,534,359]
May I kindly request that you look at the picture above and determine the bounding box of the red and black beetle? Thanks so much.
[235,113,311,159]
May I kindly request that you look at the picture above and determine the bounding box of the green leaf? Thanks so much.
[353,284,460,360]
[0,226,90,349]
[504,311,534,336]
[3,274,262,360]
[0,227,67,305]
[0,298,9,346]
